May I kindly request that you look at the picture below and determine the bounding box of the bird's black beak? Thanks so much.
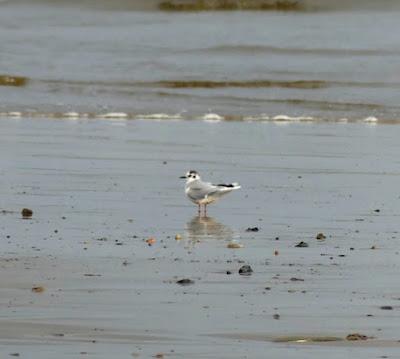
[179,176,187,179]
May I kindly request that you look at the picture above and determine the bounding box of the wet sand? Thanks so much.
[1,118,400,358]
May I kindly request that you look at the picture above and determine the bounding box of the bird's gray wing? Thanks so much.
[187,181,219,201]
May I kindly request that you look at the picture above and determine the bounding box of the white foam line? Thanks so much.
[200,113,224,122]
[362,116,378,123]
[273,115,315,122]
[63,112,81,120]
[99,112,128,119]
[273,120,291,126]
[7,111,22,118]
[243,114,270,121]
[135,113,183,120]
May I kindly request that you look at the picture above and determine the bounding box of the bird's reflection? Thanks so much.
[185,216,234,244]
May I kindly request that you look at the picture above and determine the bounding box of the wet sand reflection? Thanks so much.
[185,216,235,244]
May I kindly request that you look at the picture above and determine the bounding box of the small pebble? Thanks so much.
[316,232,326,240]
[32,286,45,293]
[176,278,194,286]
[146,238,156,246]
[238,265,253,276]
[227,241,244,249]
[246,227,259,232]
[346,333,369,341]
[295,241,309,248]
[21,208,33,218]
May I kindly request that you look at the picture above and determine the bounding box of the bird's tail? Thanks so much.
[231,182,241,189]
[217,182,241,191]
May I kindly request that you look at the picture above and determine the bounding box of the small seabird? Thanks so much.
[180,170,241,216]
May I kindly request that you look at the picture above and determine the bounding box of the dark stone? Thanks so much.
[21,208,33,218]
[380,306,393,310]
[346,333,369,341]
[246,227,259,232]
[176,278,194,286]
[295,241,309,248]
[226,271,232,275]
[238,265,253,275]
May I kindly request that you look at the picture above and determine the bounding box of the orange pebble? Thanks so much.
[146,238,156,246]
[32,286,45,293]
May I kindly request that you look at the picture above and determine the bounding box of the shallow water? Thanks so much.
[1,0,400,121]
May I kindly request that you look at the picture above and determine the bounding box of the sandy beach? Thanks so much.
[1,117,400,358]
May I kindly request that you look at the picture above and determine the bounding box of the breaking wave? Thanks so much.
[0,110,397,124]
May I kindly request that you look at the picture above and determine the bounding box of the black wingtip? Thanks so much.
[216,183,234,188]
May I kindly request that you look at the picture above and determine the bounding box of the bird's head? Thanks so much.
[180,170,201,183]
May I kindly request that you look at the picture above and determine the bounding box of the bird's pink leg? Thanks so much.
[198,204,201,216]
[204,204,207,217]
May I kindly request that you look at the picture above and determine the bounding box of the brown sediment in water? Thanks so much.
[159,0,304,11]
[155,80,327,89]
[38,78,400,90]
[0,75,28,87]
